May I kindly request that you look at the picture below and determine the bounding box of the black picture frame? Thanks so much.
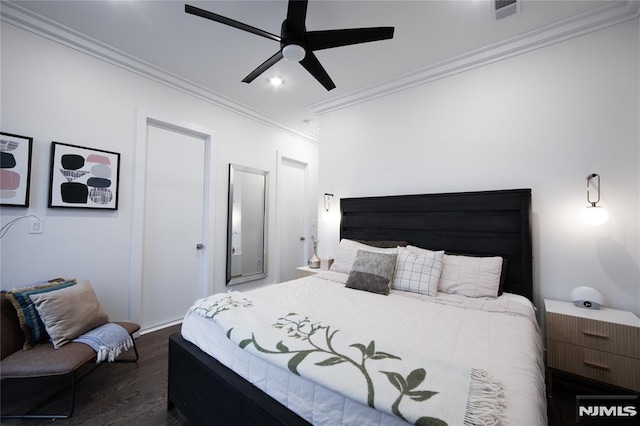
[48,142,120,210]
[1,132,34,207]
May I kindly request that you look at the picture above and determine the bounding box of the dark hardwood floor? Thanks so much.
[547,371,639,426]
[1,324,188,425]
[2,325,636,425]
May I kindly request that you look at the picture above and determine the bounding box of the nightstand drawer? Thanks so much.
[547,311,640,358]
[547,340,640,392]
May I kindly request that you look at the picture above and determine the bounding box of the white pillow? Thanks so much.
[406,245,436,255]
[330,239,398,274]
[438,254,503,298]
[392,247,444,296]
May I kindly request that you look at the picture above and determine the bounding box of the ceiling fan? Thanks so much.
[185,0,394,91]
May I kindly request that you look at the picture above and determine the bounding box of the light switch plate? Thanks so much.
[29,218,43,234]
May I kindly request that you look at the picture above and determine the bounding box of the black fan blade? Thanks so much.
[286,0,308,34]
[242,50,284,83]
[299,51,335,91]
[185,4,280,42]
[306,27,394,51]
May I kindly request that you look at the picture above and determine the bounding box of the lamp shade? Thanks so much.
[581,206,609,226]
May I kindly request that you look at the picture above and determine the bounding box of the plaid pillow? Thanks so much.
[392,247,444,296]
[3,278,77,349]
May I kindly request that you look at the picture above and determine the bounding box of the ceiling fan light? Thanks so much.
[282,44,306,62]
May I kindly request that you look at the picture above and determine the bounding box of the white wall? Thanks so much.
[318,19,640,315]
[0,24,319,321]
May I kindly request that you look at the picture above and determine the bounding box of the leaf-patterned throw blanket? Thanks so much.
[191,292,505,426]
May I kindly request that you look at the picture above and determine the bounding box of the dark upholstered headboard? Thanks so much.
[339,189,533,301]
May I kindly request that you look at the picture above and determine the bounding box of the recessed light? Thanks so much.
[268,77,284,86]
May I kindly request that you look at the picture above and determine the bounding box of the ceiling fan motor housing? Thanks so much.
[281,19,306,61]
[185,0,394,91]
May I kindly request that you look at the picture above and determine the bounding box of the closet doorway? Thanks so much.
[139,120,210,332]
[277,155,308,283]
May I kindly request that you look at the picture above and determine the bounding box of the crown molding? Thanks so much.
[310,0,640,115]
[3,1,637,132]
[0,2,319,144]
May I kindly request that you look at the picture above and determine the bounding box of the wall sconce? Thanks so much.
[322,193,337,223]
[580,173,609,226]
[323,193,334,212]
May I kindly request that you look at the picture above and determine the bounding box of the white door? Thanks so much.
[141,123,206,330]
[278,157,307,283]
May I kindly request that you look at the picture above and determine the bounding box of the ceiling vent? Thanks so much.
[495,0,520,20]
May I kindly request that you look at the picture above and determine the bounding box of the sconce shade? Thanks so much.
[581,206,609,226]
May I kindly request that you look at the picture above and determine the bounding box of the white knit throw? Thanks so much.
[73,323,134,363]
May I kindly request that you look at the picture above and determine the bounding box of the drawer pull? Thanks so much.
[583,360,610,370]
[582,330,608,339]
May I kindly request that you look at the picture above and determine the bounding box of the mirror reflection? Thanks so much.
[227,164,268,286]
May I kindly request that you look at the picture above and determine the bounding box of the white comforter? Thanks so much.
[181,271,547,425]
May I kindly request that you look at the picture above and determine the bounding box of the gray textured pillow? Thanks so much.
[29,281,109,349]
[345,250,398,295]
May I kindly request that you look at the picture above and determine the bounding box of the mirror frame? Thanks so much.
[226,164,269,286]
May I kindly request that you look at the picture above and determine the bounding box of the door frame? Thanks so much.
[130,111,216,331]
[275,151,310,283]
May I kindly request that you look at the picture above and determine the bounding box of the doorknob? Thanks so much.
[196,243,204,250]
[300,237,305,241]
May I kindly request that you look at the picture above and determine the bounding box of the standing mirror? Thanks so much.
[227,164,269,286]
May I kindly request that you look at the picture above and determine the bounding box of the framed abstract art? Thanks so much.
[1,132,33,207]
[48,142,120,210]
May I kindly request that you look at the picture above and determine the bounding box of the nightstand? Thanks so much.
[294,266,320,279]
[545,299,640,392]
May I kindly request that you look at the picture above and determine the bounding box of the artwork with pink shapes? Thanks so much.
[48,142,120,210]
[1,132,33,207]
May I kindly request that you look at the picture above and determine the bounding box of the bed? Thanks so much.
[168,189,546,425]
